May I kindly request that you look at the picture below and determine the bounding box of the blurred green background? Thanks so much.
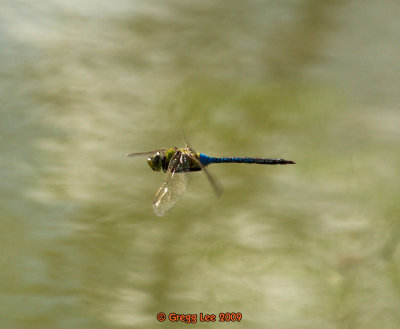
[1,1,400,328]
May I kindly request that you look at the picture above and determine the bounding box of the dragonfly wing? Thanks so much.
[124,148,168,157]
[153,151,189,216]
[188,153,223,197]
[181,133,223,196]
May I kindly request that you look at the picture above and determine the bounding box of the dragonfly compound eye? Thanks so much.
[147,154,162,171]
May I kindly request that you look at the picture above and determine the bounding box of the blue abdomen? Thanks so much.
[199,153,295,166]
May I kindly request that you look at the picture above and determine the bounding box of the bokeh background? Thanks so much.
[1,1,400,328]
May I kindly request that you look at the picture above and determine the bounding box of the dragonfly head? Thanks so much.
[147,152,162,171]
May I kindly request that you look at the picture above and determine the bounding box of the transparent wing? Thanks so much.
[124,148,168,157]
[153,151,189,216]
[188,153,223,197]
[181,132,223,196]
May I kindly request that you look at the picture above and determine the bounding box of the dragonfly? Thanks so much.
[125,143,295,216]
